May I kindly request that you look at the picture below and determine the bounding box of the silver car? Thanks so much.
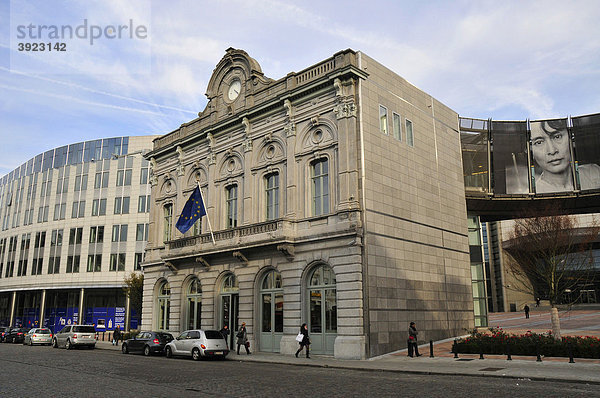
[165,329,229,360]
[24,328,53,346]
[52,325,96,349]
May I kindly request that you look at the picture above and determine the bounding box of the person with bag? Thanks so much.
[295,323,310,358]
[236,322,250,355]
[407,321,421,357]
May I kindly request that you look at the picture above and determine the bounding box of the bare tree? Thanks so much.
[123,272,144,329]
[503,213,599,339]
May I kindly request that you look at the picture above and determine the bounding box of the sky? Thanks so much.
[1,0,600,177]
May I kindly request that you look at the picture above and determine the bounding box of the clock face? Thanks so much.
[228,80,241,101]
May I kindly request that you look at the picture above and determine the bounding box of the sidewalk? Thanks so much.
[96,309,600,384]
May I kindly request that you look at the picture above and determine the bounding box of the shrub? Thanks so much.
[453,327,600,359]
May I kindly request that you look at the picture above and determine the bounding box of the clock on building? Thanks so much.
[228,79,241,101]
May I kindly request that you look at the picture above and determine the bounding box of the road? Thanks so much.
[0,343,599,398]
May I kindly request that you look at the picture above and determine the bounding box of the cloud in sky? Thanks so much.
[1,0,600,176]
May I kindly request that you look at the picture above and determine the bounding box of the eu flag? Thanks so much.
[175,186,206,234]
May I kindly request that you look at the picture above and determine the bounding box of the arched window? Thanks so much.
[186,279,202,330]
[307,264,336,355]
[260,270,283,333]
[157,281,171,331]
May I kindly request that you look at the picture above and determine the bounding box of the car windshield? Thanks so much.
[204,330,224,340]
[37,329,51,334]
[73,326,96,333]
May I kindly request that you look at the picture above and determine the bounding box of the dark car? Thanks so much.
[0,327,10,342]
[4,327,29,343]
[122,331,174,356]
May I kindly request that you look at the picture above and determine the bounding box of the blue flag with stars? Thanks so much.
[175,186,206,234]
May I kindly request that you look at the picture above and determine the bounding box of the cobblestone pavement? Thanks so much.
[1,343,599,398]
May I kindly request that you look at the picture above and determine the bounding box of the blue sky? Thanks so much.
[1,0,600,177]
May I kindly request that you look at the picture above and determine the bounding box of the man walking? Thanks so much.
[524,304,530,319]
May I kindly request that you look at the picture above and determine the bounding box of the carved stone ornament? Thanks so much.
[310,115,320,127]
[284,122,296,137]
[243,137,253,152]
[334,101,357,120]
[208,152,216,165]
[150,157,158,186]
[333,78,342,97]
[176,146,185,176]
[284,99,293,118]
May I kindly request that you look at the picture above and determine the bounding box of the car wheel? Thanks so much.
[143,345,151,356]
[122,343,129,354]
[192,348,200,361]
[165,346,173,358]
[52,338,58,348]
[29,339,33,346]
[65,339,72,350]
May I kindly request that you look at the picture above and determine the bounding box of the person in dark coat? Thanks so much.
[220,325,230,347]
[295,323,310,358]
[113,325,121,346]
[524,304,530,319]
[236,322,250,355]
[407,322,421,357]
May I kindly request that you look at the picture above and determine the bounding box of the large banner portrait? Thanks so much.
[571,113,600,191]
[491,121,529,194]
[530,118,573,194]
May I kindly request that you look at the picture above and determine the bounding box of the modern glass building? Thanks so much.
[0,135,156,333]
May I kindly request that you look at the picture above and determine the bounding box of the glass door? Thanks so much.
[259,270,283,352]
[221,294,239,348]
[308,265,337,355]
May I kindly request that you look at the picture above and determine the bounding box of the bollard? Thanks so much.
[452,339,459,359]
[429,340,434,358]
[506,343,512,361]
[536,343,542,362]
[568,342,575,364]
[479,343,484,360]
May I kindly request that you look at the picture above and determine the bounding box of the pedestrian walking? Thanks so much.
[295,323,311,358]
[407,322,421,357]
[535,297,541,307]
[236,322,250,355]
[524,304,530,319]
[220,325,230,347]
[113,325,121,346]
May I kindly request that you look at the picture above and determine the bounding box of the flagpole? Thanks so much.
[197,180,216,245]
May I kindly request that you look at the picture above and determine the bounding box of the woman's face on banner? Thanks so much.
[531,121,571,175]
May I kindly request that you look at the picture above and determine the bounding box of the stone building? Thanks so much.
[141,48,473,359]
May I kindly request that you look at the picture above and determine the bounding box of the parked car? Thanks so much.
[23,328,53,346]
[52,325,96,349]
[121,331,174,356]
[0,327,10,342]
[165,329,229,360]
[4,327,29,344]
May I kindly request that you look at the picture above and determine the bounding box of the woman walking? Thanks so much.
[236,322,250,355]
[295,323,310,358]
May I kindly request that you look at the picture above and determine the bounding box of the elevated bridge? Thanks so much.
[460,114,600,221]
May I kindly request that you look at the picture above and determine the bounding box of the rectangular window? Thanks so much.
[87,254,102,272]
[379,105,388,135]
[92,199,98,216]
[134,252,144,271]
[68,228,83,245]
[311,159,330,216]
[116,170,124,186]
[66,255,80,273]
[53,203,66,220]
[163,204,172,242]
[89,226,104,243]
[71,201,85,218]
[122,196,130,214]
[265,173,279,221]
[136,223,146,241]
[226,185,238,228]
[112,224,128,242]
[138,195,146,213]
[140,168,148,185]
[114,197,122,214]
[110,253,118,271]
[393,112,402,141]
[94,172,102,189]
[406,119,414,147]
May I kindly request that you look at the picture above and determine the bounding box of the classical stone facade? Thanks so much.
[142,48,473,359]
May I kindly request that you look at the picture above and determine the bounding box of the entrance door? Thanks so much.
[220,272,240,349]
[308,265,337,355]
[221,294,239,348]
[259,270,283,352]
